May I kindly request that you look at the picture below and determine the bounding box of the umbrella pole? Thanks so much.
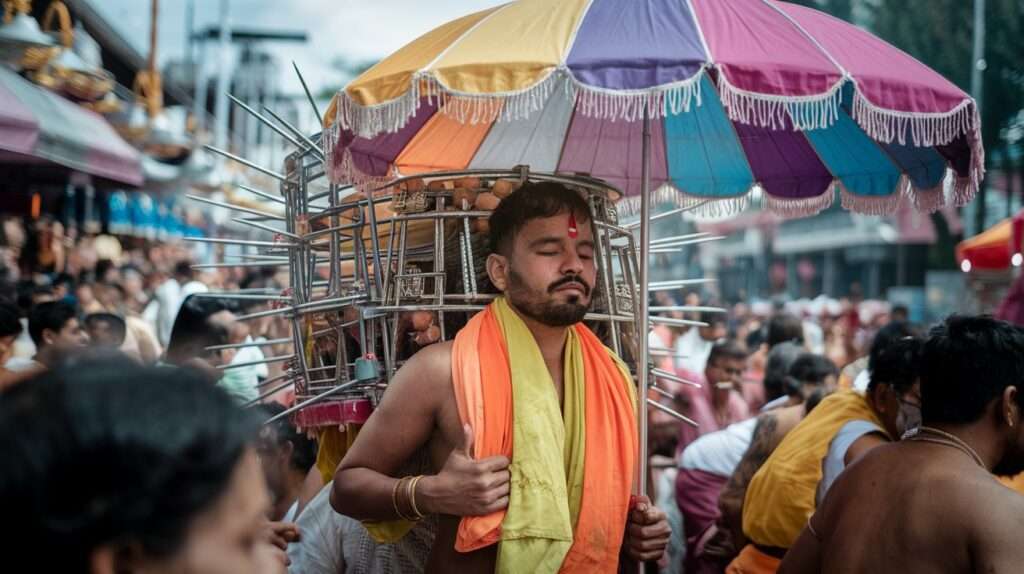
[637,110,652,505]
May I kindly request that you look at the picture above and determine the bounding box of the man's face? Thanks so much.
[0,334,16,365]
[86,320,122,348]
[493,211,597,327]
[47,318,89,352]
[705,356,744,390]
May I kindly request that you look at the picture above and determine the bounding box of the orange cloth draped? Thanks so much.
[451,302,637,572]
[726,545,782,574]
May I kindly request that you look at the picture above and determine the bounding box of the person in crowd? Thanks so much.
[151,261,194,347]
[679,354,836,574]
[780,315,1024,573]
[676,311,728,377]
[84,312,128,350]
[6,300,88,372]
[0,358,288,573]
[758,342,806,412]
[163,295,244,386]
[0,301,37,391]
[94,282,162,364]
[257,403,319,522]
[332,182,670,572]
[840,319,914,392]
[676,340,751,455]
[726,336,922,573]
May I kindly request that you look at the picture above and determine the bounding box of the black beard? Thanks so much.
[506,268,590,327]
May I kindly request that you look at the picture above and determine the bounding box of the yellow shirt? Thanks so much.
[742,390,889,548]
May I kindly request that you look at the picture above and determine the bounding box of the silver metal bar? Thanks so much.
[242,378,296,409]
[231,217,301,240]
[637,109,652,502]
[192,292,291,301]
[652,368,701,388]
[185,237,290,248]
[293,61,323,126]
[650,232,712,246]
[238,183,287,205]
[186,194,285,221]
[624,202,710,229]
[218,354,295,370]
[206,337,293,351]
[650,385,674,399]
[192,261,289,269]
[649,278,717,290]
[650,306,727,314]
[227,93,309,152]
[650,316,710,328]
[638,236,725,250]
[265,378,368,424]
[262,106,324,161]
[204,145,287,181]
[647,398,699,427]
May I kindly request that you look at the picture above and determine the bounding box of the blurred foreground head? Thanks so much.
[0,359,269,573]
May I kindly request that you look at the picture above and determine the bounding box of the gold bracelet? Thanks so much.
[393,477,414,521]
[408,475,426,519]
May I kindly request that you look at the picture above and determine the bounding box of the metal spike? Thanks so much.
[649,278,717,290]
[192,293,291,302]
[635,236,725,250]
[231,217,300,239]
[242,378,296,409]
[204,144,287,181]
[227,93,310,153]
[650,316,710,328]
[293,61,323,126]
[185,237,290,248]
[218,354,295,371]
[647,398,699,427]
[651,232,712,245]
[650,385,674,399]
[238,184,286,205]
[652,368,702,388]
[261,106,323,161]
[186,194,284,221]
[265,378,372,425]
[649,305,727,314]
[206,337,293,351]
[625,202,710,229]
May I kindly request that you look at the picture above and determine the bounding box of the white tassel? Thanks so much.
[717,73,842,131]
[762,186,836,218]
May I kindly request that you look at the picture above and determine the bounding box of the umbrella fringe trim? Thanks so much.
[570,67,707,121]
[851,91,977,148]
[617,186,751,219]
[716,72,843,131]
[761,187,836,218]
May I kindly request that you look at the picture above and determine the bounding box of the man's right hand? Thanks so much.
[420,423,511,517]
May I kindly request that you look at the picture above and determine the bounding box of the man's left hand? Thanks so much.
[625,495,671,562]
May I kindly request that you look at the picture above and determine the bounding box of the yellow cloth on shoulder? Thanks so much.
[742,390,889,549]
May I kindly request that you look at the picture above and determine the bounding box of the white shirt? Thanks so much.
[675,328,713,376]
[816,420,883,505]
[680,417,758,478]
[154,278,181,347]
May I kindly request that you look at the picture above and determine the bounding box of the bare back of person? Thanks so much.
[794,441,1024,574]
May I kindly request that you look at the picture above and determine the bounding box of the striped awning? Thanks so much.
[0,67,142,186]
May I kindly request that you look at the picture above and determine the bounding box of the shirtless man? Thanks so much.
[332,182,671,573]
[780,315,1024,574]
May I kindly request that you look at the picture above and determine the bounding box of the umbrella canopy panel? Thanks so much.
[0,67,142,187]
[324,0,982,218]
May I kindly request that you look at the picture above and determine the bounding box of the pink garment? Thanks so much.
[675,371,750,456]
[997,272,1024,326]
[676,468,730,574]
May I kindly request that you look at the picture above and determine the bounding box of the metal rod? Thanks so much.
[204,144,287,181]
[218,354,295,370]
[624,202,710,229]
[231,217,301,240]
[649,278,717,290]
[185,236,290,248]
[638,236,725,250]
[650,306,727,314]
[649,316,710,328]
[652,368,701,388]
[242,378,295,408]
[238,183,287,205]
[637,108,652,502]
[186,194,285,221]
[650,232,711,246]
[206,337,293,351]
[293,61,323,126]
[262,106,324,161]
[265,378,368,424]
[192,261,288,269]
[227,93,309,152]
[650,385,674,399]
[647,398,699,427]
[192,292,291,301]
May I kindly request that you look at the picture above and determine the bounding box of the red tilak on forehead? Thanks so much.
[568,213,579,238]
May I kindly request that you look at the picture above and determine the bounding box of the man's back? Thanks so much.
[805,441,1024,574]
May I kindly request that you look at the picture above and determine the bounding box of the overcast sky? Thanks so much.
[94,0,505,96]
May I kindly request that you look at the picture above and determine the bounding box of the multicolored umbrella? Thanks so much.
[323,0,983,217]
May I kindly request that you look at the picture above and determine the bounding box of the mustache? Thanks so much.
[548,275,591,296]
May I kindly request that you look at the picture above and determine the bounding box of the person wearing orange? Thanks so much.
[726,336,922,573]
[332,182,670,573]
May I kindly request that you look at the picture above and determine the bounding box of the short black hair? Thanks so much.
[259,403,317,473]
[174,260,194,280]
[84,313,127,346]
[763,341,804,401]
[165,295,236,365]
[0,301,22,338]
[0,359,260,572]
[868,320,914,366]
[868,334,922,394]
[700,310,727,327]
[487,181,591,256]
[707,340,747,366]
[766,313,804,348]
[921,315,1024,425]
[789,353,838,386]
[28,301,78,346]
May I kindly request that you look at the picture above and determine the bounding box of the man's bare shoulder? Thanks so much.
[384,342,454,395]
